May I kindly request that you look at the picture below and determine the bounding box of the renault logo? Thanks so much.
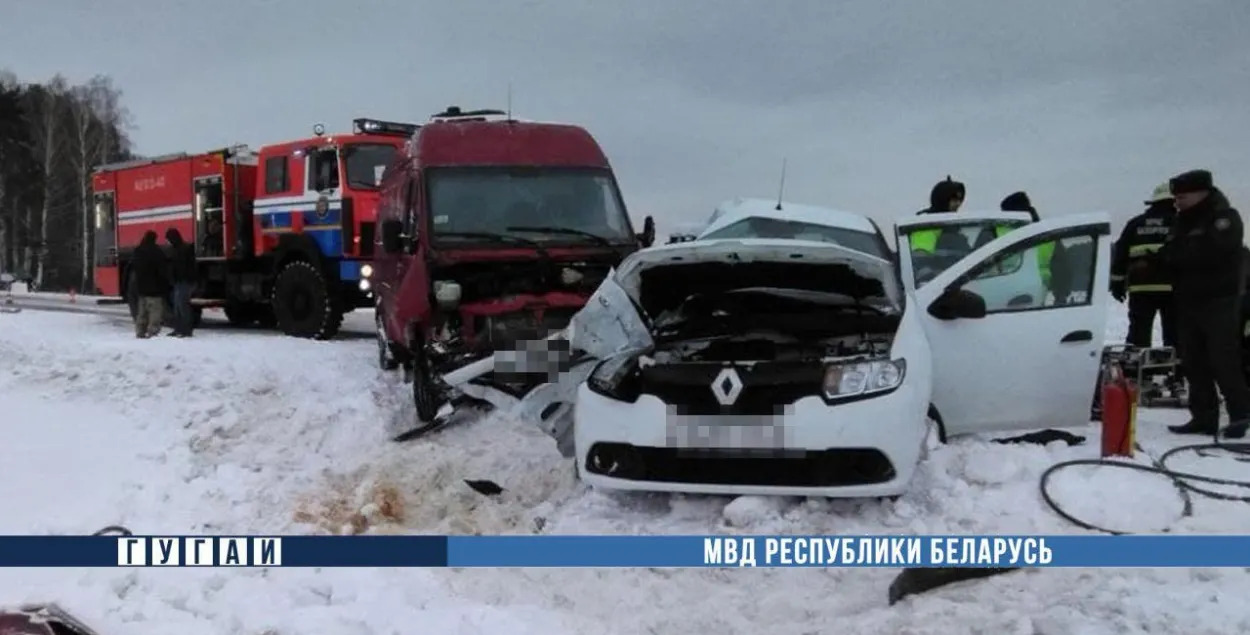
[711,367,744,406]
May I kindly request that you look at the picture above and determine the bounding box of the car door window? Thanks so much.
[905,219,1031,288]
[953,232,1098,313]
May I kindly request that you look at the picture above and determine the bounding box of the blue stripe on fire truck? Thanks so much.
[253,199,350,271]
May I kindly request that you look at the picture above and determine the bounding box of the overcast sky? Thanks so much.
[2,0,1247,236]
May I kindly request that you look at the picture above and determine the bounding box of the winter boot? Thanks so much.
[1225,418,1249,440]
[1169,419,1219,436]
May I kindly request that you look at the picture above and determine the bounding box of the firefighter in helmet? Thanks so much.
[1111,183,1179,349]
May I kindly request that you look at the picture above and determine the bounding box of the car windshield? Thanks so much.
[426,167,635,244]
[343,144,398,190]
[702,217,888,260]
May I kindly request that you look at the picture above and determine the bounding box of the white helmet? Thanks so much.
[1144,182,1173,204]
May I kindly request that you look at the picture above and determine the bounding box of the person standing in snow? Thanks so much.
[164,228,197,337]
[997,191,1065,300]
[130,230,168,339]
[1148,170,1250,438]
[1110,183,1179,349]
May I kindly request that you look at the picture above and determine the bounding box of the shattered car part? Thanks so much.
[0,604,102,635]
[887,568,1020,605]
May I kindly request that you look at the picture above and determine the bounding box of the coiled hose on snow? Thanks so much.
[891,427,1250,605]
[1039,430,1250,534]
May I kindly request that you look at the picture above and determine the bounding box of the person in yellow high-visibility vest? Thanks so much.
[999,191,1059,293]
[911,176,968,256]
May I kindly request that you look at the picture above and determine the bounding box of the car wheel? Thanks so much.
[411,342,443,423]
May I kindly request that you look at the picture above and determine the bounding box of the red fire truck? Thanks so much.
[91,118,418,338]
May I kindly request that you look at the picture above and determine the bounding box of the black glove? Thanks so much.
[1111,279,1126,303]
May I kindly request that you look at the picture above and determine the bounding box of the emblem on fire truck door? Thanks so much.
[314,195,330,221]
[711,367,744,406]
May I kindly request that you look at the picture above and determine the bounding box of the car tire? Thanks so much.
[270,261,343,340]
[410,336,442,423]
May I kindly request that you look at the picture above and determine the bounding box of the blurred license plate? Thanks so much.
[666,416,786,449]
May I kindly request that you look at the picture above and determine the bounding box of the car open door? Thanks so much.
[899,213,1111,437]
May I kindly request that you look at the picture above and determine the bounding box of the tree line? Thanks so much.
[0,70,134,292]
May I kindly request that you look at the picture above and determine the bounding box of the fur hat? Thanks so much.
[1169,169,1214,196]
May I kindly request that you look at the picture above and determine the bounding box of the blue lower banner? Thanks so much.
[0,535,1247,568]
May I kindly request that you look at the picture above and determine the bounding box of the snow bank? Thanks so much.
[0,305,1247,634]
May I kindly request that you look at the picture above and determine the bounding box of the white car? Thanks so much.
[509,207,1112,499]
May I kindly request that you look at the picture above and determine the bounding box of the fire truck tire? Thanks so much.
[271,261,343,340]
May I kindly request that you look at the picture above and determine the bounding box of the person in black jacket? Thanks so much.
[165,228,197,337]
[130,230,168,339]
[917,176,966,216]
[1111,183,1178,349]
[1150,170,1250,438]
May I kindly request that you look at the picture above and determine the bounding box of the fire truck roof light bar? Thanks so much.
[429,106,509,122]
[353,118,421,137]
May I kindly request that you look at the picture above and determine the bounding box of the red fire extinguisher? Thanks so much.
[1100,362,1138,458]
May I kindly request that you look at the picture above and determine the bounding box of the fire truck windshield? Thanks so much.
[426,167,635,246]
[343,143,398,190]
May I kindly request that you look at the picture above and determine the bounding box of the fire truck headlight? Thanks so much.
[359,279,371,292]
[361,264,373,278]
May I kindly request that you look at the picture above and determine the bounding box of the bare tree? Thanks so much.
[70,76,128,288]
[24,75,69,287]
[0,70,16,275]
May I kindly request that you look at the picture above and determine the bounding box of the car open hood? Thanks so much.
[617,238,889,277]
[617,238,898,317]
[564,238,898,360]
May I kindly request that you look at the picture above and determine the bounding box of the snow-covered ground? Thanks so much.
[1,304,1248,634]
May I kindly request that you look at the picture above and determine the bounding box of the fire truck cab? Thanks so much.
[91,118,417,339]
[245,118,417,337]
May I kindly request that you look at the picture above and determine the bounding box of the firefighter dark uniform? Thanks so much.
[1152,170,1250,438]
[1110,183,1178,348]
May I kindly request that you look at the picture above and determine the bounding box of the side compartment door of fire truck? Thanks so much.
[93,191,118,287]
[192,175,226,258]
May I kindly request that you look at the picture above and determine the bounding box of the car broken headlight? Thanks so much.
[585,350,645,403]
[822,358,906,402]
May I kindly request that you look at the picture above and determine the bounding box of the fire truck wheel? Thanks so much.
[271,260,343,340]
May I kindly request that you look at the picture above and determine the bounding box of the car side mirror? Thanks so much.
[637,216,656,248]
[928,287,987,320]
[380,219,405,254]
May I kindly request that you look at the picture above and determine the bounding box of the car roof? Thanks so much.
[700,198,879,237]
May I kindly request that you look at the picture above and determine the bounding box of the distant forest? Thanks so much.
[0,70,134,292]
